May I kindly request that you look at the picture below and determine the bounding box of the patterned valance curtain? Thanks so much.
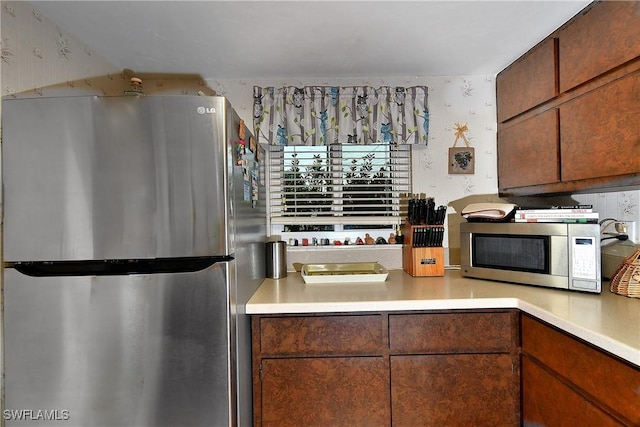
[253,86,429,146]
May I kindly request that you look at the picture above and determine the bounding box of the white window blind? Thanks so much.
[268,144,411,227]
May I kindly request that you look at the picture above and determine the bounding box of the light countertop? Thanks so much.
[246,269,640,367]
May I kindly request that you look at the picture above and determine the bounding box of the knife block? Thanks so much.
[402,223,445,277]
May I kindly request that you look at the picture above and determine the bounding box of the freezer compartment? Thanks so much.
[2,96,232,262]
[3,262,233,427]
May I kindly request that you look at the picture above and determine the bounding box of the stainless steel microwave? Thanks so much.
[460,222,601,293]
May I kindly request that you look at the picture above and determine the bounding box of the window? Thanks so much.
[268,144,411,240]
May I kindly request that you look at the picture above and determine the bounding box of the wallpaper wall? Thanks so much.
[1,1,119,96]
[1,1,216,98]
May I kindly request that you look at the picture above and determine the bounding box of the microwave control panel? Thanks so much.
[570,235,600,292]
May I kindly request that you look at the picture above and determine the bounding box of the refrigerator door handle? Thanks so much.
[12,256,233,277]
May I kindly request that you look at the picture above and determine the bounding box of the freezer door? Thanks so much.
[3,263,235,427]
[2,96,232,261]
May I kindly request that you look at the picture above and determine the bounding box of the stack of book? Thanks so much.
[514,205,598,223]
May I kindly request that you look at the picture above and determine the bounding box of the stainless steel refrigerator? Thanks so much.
[1,95,266,426]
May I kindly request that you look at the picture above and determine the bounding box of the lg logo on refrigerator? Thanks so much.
[196,106,216,114]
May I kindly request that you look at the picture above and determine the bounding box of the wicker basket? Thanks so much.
[609,249,640,298]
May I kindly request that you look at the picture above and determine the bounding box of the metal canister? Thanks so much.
[266,241,288,279]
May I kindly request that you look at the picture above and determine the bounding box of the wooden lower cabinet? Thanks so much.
[252,310,520,426]
[522,356,621,426]
[521,314,640,426]
[252,310,640,426]
[391,354,519,426]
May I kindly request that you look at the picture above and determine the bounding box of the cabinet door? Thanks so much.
[523,356,622,426]
[391,354,519,427]
[497,37,557,122]
[522,314,640,425]
[498,109,559,189]
[260,357,389,427]
[560,72,640,182]
[559,1,640,92]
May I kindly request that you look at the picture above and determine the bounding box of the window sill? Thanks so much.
[287,244,402,251]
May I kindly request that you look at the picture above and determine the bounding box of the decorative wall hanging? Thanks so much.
[252,85,429,146]
[448,122,475,174]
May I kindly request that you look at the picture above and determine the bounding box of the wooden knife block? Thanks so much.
[402,223,445,277]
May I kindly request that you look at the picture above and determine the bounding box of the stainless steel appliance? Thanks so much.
[460,222,601,292]
[1,95,266,426]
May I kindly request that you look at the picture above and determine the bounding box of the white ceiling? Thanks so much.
[30,0,592,80]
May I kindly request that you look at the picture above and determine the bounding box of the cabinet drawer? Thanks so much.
[257,315,383,356]
[389,311,517,353]
[522,314,640,425]
[497,37,557,122]
[559,1,640,92]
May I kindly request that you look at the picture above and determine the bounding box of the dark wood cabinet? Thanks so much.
[252,314,387,427]
[388,311,516,353]
[558,1,640,92]
[260,357,389,427]
[392,354,518,426]
[522,356,621,426]
[389,312,519,426]
[257,314,383,356]
[252,310,520,426]
[496,1,640,196]
[496,37,557,123]
[521,314,640,426]
[497,109,559,188]
[559,71,640,182]
[252,314,389,427]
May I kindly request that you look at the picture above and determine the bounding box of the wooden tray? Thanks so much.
[301,262,389,284]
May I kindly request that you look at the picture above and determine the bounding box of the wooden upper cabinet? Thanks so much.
[559,1,640,92]
[498,109,559,189]
[496,0,640,195]
[497,38,557,122]
[560,71,640,182]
